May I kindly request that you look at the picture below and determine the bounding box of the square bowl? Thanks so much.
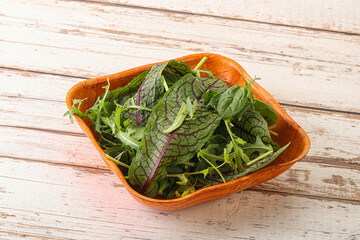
[66,53,310,210]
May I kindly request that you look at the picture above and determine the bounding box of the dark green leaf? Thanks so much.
[242,135,272,158]
[128,63,169,126]
[217,85,248,118]
[253,99,278,125]
[233,108,275,146]
[203,90,221,109]
[107,69,150,103]
[163,60,193,87]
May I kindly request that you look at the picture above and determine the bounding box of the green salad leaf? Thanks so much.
[65,57,290,198]
[128,73,227,197]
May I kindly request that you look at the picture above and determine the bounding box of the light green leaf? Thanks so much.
[114,130,140,150]
[217,85,248,118]
[163,102,189,134]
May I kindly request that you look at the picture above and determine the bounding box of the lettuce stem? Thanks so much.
[194,57,208,70]
[245,150,273,166]
[105,154,130,169]
[161,75,169,92]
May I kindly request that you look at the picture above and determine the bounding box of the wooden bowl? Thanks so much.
[66,53,310,211]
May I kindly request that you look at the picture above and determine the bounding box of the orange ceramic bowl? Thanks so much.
[66,53,310,210]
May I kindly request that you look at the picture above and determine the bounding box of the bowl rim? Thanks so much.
[66,52,311,206]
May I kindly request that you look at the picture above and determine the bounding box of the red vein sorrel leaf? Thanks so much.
[128,73,228,197]
[133,63,168,126]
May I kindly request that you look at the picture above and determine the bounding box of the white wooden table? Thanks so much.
[1,1,359,239]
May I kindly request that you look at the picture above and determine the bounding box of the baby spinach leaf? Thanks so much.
[217,85,248,118]
[253,99,278,125]
[128,73,228,197]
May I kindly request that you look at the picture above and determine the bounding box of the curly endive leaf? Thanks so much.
[128,73,228,197]
[196,142,290,186]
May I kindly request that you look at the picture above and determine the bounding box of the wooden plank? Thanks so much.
[100,0,360,34]
[1,1,360,112]
[0,68,84,102]
[2,96,360,162]
[1,68,360,200]
[1,68,359,162]
[0,124,359,201]
[254,160,360,201]
[0,127,105,168]
[0,157,359,240]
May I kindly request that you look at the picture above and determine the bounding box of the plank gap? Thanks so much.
[0,66,88,80]
[248,188,360,205]
[0,125,86,138]
[0,154,110,172]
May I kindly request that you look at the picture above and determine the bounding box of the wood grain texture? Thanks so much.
[1,0,360,237]
[97,0,360,34]
[0,157,359,240]
[0,68,359,202]
[1,1,359,112]
[1,68,359,162]
[1,124,358,201]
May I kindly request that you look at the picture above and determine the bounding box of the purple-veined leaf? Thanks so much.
[163,60,193,87]
[124,61,194,126]
[128,73,228,197]
[107,69,150,103]
[234,108,279,149]
[123,63,168,126]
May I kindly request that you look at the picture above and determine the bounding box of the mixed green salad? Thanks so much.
[65,57,290,198]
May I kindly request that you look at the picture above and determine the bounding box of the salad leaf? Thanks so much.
[233,108,273,145]
[107,69,150,103]
[163,60,193,87]
[196,142,290,186]
[128,73,228,197]
[123,60,194,126]
[253,99,278,125]
[217,85,248,118]
[203,90,221,109]
[131,63,169,126]
[65,57,290,199]
[163,102,189,134]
